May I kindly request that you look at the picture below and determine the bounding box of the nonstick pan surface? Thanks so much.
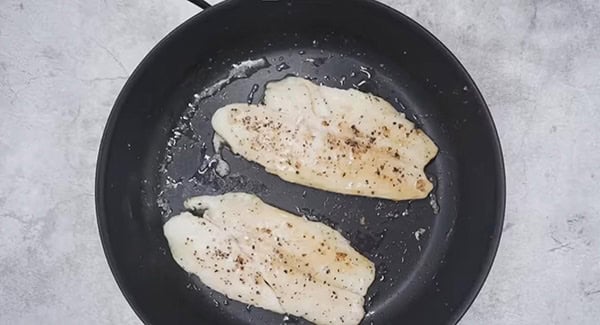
[96,0,505,324]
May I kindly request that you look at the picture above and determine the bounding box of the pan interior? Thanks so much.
[158,34,454,324]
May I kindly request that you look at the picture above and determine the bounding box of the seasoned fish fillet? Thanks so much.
[212,77,438,201]
[164,193,375,325]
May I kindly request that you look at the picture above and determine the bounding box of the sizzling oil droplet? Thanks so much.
[304,57,327,67]
[365,292,377,308]
[386,211,400,220]
[276,62,290,71]
[157,196,172,217]
[353,80,367,89]
[359,66,372,79]
[429,193,440,214]
[296,207,318,221]
[282,314,301,324]
[414,228,426,241]
[165,175,182,189]
[247,83,260,104]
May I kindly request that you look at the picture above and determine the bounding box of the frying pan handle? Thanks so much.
[188,0,212,9]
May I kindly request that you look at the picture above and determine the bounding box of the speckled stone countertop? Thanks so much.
[1,0,599,324]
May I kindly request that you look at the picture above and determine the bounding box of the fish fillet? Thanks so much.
[163,192,375,325]
[211,77,438,201]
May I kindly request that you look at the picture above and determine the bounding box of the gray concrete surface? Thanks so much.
[1,0,599,324]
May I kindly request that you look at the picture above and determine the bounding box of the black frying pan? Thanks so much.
[96,0,505,324]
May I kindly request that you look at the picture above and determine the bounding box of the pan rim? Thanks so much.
[94,2,232,324]
[95,0,506,324]
[356,3,505,324]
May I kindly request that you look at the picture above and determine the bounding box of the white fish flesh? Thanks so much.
[163,192,375,325]
[211,77,438,201]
